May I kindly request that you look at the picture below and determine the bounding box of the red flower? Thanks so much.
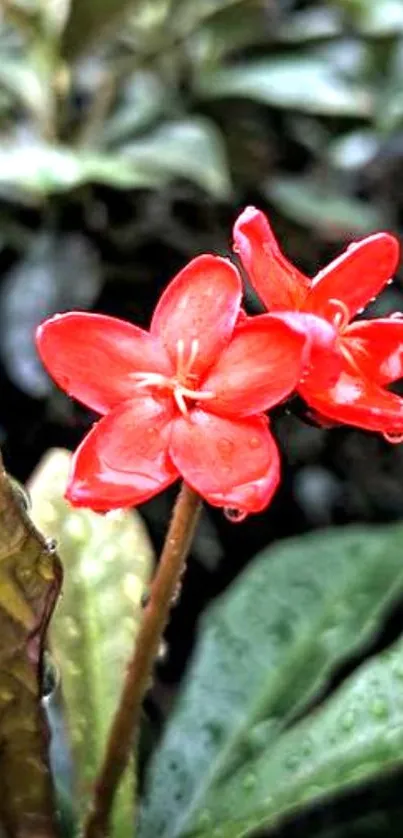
[36,255,310,516]
[234,207,403,437]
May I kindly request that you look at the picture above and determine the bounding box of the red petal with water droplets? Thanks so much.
[66,396,178,510]
[203,314,307,417]
[299,354,403,433]
[170,409,280,513]
[233,207,310,311]
[306,233,400,322]
[276,311,342,389]
[345,318,403,385]
[36,312,173,415]
[150,255,242,380]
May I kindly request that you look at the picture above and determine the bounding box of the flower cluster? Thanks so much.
[36,209,402,519]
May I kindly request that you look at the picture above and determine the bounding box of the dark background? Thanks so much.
[2,4,403,831]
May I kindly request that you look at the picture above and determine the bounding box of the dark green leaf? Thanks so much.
[266,176,384,236]
[122,118,232,199]
[195,58,372,116]
[191,633,403,838]
[139,524,403,838]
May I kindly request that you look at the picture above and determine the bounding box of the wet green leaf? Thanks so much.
[140,523,403,838]
[195,57,372,116]
[0,453,62,834]
[0,144,167,198]
[29,448,154,836]
[121,118,232,199]
[266,176,384,236]
[191,634,403,838]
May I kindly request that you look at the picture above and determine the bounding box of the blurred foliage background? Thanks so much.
[2,0,403,833]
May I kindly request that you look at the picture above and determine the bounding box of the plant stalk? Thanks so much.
[82,483,202,838]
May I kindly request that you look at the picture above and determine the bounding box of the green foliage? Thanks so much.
[29,449,154,836]
[140,523,403,838]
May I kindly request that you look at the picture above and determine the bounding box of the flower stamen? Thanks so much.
[328,298,350,331]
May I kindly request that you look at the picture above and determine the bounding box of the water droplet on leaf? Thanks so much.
[243,773,257,790]
[370,697,389,719]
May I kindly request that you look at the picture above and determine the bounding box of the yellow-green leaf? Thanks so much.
[29,448,154,836]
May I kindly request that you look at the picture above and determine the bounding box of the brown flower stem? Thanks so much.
[82,483,202,838]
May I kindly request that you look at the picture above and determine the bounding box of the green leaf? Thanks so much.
[0,124,230,199]
[102,71,168,146]
[29,449,154,836]
[121,118,232,199]
[0,455,62,834]
[195,57,372,116]
[61,0,139,58]
[0,144,167,199]
[190,633,403,838]
[139,523,403,838]
[266,176,384,236]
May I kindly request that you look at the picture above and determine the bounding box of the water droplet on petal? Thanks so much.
[390,311,403,320]
[383,431,403,444]
[387,278,394,285]
[218,437,235,456]
[224,507,247,523]
[249,436,261,450]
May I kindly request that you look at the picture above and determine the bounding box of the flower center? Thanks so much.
[326,298,350,332]
[131,338,215,416]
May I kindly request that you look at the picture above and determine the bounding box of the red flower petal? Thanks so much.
[299,354,403,433]
[345,318,403,385]
[203,314,307,417]
[306,233,400,322]
[66,396,178,510]
[170,409,280,513]
[277,311,342,389]
[36,312,172,415]
[150,255,242,380]
[233,207,310,311]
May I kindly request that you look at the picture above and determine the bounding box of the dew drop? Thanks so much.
[383,431,403,444]
[45,537,57,553]
[224,507,247,523]
[370,697,389,719]
[196,811,212,831]
[249,436,261,450]
[243,773,257,790]
[218,437,234,456]
[341,709,356,732]
[390,311,403,320]
[387,278,394,285]
[141,591,150,608]
[285,754,300,771]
